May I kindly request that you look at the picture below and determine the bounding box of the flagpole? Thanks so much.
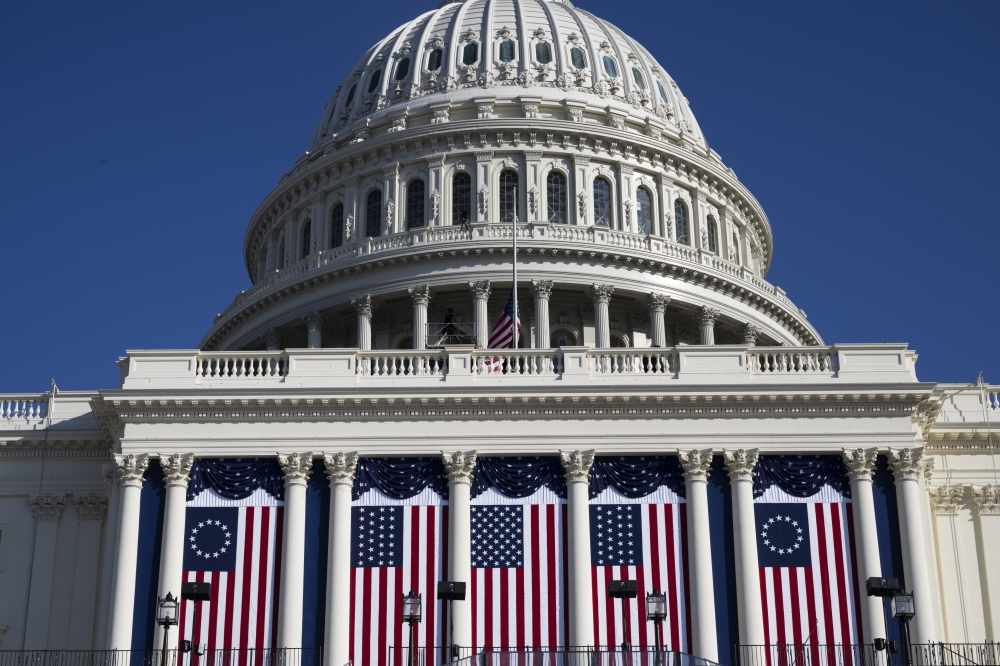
[512,185,518,349]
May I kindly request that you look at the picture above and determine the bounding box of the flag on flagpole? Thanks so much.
[487,288,521,349]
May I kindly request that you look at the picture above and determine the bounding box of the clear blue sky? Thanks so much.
[2,0,997,392]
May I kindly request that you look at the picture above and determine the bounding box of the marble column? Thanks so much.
[842,448,885,644]
[677,449,718,661]
[69,493,109,648]
[561,450,596,647]
[277,452,313,648]
[305,310,324,349]
[591,284,614,348]
[724,448,765,647]
[265,327,282,352]
[888,448,935,645]
[153,454,194,650]
[698,306,719,346]
[470,281,491,348]
[97,465,121,649]
[531,280,553,349]
[324,452,359,666]
[108,453,150,651]
[409,285,431,350]
[972,485,1000,641]
[739,322,760,347]
[443,451,477,650]
[647,293,670,347]
[23,492,67,649]
[352,294,373,351]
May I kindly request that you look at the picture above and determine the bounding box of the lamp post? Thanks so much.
[646,589,667,654]
[437,581,466,663]
[608,580,638,652]
[157,593,179,664]
[402,590,422,666]
[893,592,916,666]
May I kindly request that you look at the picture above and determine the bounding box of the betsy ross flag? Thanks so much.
[487,288,521,349]
[590,504,689,651]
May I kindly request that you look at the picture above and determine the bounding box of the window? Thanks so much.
[499,169,519,223]
[428,49,443,71]
[594,178,612,227]
[406,179,425,229]
[367,70,381,93]
[462,43,478,65]
[547,172,567,224]
[499,40,515,63]
[602,55,618,78]
[631,67,646,89]
[656,79,668,104]
[636,188,652,235]
[300,220,312,260]
[535,42,552,64]
[551,329,576,347]
[706,216,718,253]
[452,172,472,225]
[366,189,382,238]
[732,233,740,261]
[277,238,286,269]
[395,58,411,80]
[674,200,689,245]
[344,83,357,107]
[570,47,587,69]
[330,203,344,248]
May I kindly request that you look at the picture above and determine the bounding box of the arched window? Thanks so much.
[499,40,515,63]
[367,70,382,93]
[731,232,740,262]
[631,67,646,89]
[535,42,552,64]
[257,248,267,281]
[395,58,411,80]
[344,83,357,107]
[499,169,519,223]
[462,43,478,66]
[277,238,286,269]
[330,203,344,249]
[551,329,576,347]
[674,200,689,245]
[300,220,312,260]
[706,215,718,253]
[428,49,443,71]
[406,179,425,229]
[546,172,567,224]
[452,172,472,225]
[602,56,619,78]
[636,188,652,235]
[593,178,612,227]
[656,80,669,104]
[570,47,587,69]
[366,189,382,238]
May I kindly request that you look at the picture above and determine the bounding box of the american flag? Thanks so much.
[178,504,283,650]
[350,504,444,666]
[470,503,565,649]
[487,288,521,349]
[590,504,689,651]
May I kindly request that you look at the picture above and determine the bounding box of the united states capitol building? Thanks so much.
[2,0,998,665]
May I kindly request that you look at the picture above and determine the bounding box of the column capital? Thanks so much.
[887,447,924,482]
[278,452,314,487]
[929,484,965,515]
[560,449,595,483]
[842,447,878,482]
[115,453,150,489]
[698,306,720,326]
[159,453,194,488]
[531,279,553,299]
[408,284,432,305]
[74,492,109,521]
[264,327,282,351]
[591,284,614,303]
[101,463,116,492]
[470,280,491,299]
[30,492,66,523]
[972,484,1000,516]
[304,309,324,330]
[352,294,374,316]
[324,451,359,487]
[442,450,477,484]
[646,292,670,312]
[739,322,760,346]
[677,449,713,483]
[723,448,758,483]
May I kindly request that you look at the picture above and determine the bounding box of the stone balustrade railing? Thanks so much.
[747,348,838,374]
[1,394,49,421]
[195,352,289,379]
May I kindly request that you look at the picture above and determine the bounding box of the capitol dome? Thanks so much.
[201,0,821,352]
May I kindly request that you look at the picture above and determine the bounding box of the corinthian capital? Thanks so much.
[972,484,1000,516]
[30,492,66,523]
[531,279,553,300]
[470,280,491,300]
[159,453,195,488]
[698,306,720,326]
[591,284,614,303]
[352,294,374,317]
[408,285,432,305]
[278,452,314,487]
[929,484,965,515]
[324,451,359,487]
[304,310,324,330]
[74,492,109,521]
[723,448,758,483]
[442,450,477,484]
[842,447,877,482]
[677,449,713,483]
[560,449,595,483]
[647,292,670,312]
[739,322,760,346]
[115,453,150,488]
[887,447,924,482]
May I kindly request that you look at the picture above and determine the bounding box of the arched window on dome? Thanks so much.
[406,178,425,229]
[330,203,344,249]
[499,169,519,224]
[570,47,587,70]
[656,80,669,104]
[602,56,619,78]
[256,248,267,282]
[535,42,552,64]
[546,171,567,224]
[593,177,613,227]
[462,43,478,66]
[366,189,382,238]
[706,215,718,253]
[636,188,652,235]
[367,70,382,94]
[674,200,689,245]
[631,67,646,90]
[499,40,515,63]
[395,58,411,81]
[300,220,312,260]
[452,172,472,225]
[427,49,443,72]
[344,83,357,108]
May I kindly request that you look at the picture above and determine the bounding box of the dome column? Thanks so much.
[842,448,886,645]
[647,293,670,347]
[592,284,614,348]
[442,451,476,653]
[324,452,359,666]
[561,450,596,648]
[153,453,194,652]
[531,280,553,349]
[409,285,431,350]
[678,449,718,662]
[277,452,312,649]
[698,306,719,345]
[724,448,765,647]
[352,295,373,351]
[470,281,491,348]
[305,310,323,349]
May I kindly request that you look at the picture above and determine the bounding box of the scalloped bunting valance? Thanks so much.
[753,455,850,499]
[187,458,285,501]
[353,457,448,501]
[589,455,686,499]
[471,456,566,499]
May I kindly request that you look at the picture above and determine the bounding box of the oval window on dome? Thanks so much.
[602,55,619,78]
[462,43,478,66]
[631,67,646,89]
[499,40,515,63]
[570,47,586,69]
[535,42,552,64]
[367,70,382,93]
[344,83,357,107]
[395,57,410,81]
[656,79,668,104]
[428,48,443,71]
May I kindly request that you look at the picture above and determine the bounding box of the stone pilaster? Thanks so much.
[24,493,66,648]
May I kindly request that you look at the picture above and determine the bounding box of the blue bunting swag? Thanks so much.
[352,457,448,501]
[589,456,686,499]
[752,455,851,499]
[186,458,285,501]
[470,457,567,499]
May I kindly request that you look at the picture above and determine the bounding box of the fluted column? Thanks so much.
[305,310,324,349]
[739,322,760,347]
[69,493,109,648]
[443,451,477,649]
[325,452,359,666]
[531,280,553,349]
[97,465,121,649]
[277,452,312,648]
[409,285,431,350]
[591,284,613,348]
[698,307,719,346]
[108,453,150,651]
[265,327,282,352]
[561,450,596,647]
[972,485,1000,641]
[352,295,373,351]
[647,293,670,347]
[23,492,67,649]
[154,454,194,650]
[842,448,885,644]
[470,281,491,348]
[677,450,718,661]
[888,448,935,644]
[724,449,764,647]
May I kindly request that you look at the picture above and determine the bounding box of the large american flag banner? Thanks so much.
[487,288,521,349]
[590,503,689,651]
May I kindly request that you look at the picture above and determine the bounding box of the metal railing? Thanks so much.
[415,649,719,666]
[738,643,1000,666]
[0,650,322,666]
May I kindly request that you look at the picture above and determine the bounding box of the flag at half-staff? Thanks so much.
[487,287,521,349]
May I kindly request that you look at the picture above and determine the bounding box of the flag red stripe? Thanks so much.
[815,506,834,646]
[531,505,542,647]
[831,506,852,646]
[500,567,510,647]
[471,567,478,649]
[484,564,494,647]
[270,507,283,650]
[256,508,271,649]
[240,507,254,650]
[759,568,771,655]
[664,505,680,650]
[680,505,692,652]
[207,571,220,653]
[846,504,864,645]
[224,565,236,650]
[425,506,437,649]
[361,567,373,666]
